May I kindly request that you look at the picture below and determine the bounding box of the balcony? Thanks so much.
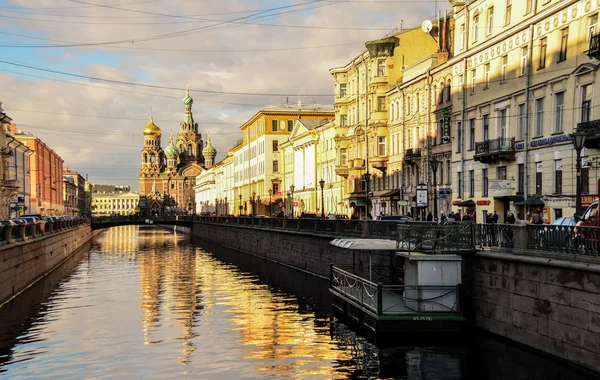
[370,156,388,171]
[588,33,600,60]
[474,137,516,163]
[335,165,349,178]
[403,148,421,160]
[577,119,600,149]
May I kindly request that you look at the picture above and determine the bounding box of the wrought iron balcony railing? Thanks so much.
[404,148,421,159]
[474,137,516,163]
[577,119,600,149]
[588,33,600,60]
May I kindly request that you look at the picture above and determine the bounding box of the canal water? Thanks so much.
[0,226,595,379]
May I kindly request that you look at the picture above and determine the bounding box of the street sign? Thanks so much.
[398,200,408,206]
[293,201,298,206]
[416,184,428,208]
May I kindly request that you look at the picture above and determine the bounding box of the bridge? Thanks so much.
[90,216,194,230]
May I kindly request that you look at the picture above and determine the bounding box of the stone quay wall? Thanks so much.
[0,223,93,306]
[472,251,600,373]
[192,221,396,279]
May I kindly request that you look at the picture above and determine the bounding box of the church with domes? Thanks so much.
[138,88,216,215]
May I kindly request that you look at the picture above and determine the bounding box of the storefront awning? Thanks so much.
[493,195,524,202]
[379,190,400,201]
[514,197,545,206]
[457,199,476,207]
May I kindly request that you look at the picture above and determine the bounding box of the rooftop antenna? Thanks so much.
[401,19,403,30]
[286,96,289,107]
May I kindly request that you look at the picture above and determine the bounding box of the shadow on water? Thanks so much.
[0,241,92,371]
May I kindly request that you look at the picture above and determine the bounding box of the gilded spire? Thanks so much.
[150,106,153,122]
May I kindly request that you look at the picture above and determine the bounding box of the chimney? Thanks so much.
[298,100,302,108]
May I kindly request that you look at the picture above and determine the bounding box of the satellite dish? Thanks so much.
[421,20,433,33]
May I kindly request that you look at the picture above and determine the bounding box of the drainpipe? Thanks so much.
[460,5,470,203]
[524,24,534,201]
[426,69,431,213]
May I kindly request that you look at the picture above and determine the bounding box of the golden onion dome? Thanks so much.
[143,120,161,137]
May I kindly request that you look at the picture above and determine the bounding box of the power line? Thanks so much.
[0,59,334,97]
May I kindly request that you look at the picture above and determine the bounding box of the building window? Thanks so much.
[497,166,507,180]
[554,159,562,194]
[483,168,488,197]
[499,109,508,139]
[483,114,489,140]
[581,84,592,123]
[446,160,451,185]
[272,140,278,152]
[470,69,476,94]
[518,164,524,194]
[446,79,452,101]
[272,120,278,132]
[407,96,411,115]
[378,136,386,156]
[582,166,590,193]
[469,118,475,150]
[517,103,526,141]
[340,148,348,166]
[273,160,279,173]
[458,173,463,199]
[589,14,598,41]
[535,98,544,137]
[377,59,386,76]
[469,170,475,198]
[536,162,543,195]
[473,14,480,42]
[340,115,347,127]
[505,0,512,26]
[288,120,294,132]
[487,7,494,35]
[457,122,462,153]
[484,63,490,89]
[521,47,528,76]
[553,91,564,133]
[526,0,532,14]
[377,96,386,112]
[339,83,347,97]
[460,23,466,50]
[559,28,568,62]
[539,37,547,69]
[501,55,508,83]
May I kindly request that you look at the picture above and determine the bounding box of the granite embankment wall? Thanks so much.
[0,224,93,306]
[192,221,395,279]
[472,251,600,373]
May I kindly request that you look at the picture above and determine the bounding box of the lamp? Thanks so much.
[430,157,439,221]
[290,185,295,217]
[268,188,272,217]
[572,131,587,217]
[319,179,325,218]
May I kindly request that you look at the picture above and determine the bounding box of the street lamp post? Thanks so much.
[290,185,295,217]
[430,157,439,221]
[364,172,371,219]
[268,189,272,217]
[319,179,325,218]
[224,196,227,215]
[572,131,587,217]
[238,193,242,216]
[251,192,256,216]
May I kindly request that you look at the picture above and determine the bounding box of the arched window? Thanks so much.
[433,85,437,105]
[150,153,156,163]
[390,103,395,121]
[143,153,148,163]
[188,144,193,156]
[397,100,401,119]
[446,79,452,101]
[407,96,411,115]
[439,82,444,104]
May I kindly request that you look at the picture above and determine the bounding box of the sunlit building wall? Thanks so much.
[449,0,600,223]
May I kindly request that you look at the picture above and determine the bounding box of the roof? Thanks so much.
[262,104,334,113]
[298,119,330,130]
[330,238,397,250]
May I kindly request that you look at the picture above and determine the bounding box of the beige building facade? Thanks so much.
[449,0,600,223]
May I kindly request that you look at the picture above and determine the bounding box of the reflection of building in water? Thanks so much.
[99,225,140,254]
[162,246,201,365]
[194,253,352,378]
[139,244,165,345]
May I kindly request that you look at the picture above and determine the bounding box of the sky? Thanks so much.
[0,0,448,191]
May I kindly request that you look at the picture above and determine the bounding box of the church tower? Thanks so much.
[202,132,217,169]
[177,86,204,166]
[139,108,164,194]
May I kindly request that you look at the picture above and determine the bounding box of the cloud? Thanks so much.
[1,0,444,190]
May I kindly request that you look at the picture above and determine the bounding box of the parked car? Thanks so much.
[20,213,42,220]
[0,220,15,226]
[326,213,349,220]
[299,213,318,219]
[539,216,577,248]
[376,215,413,221]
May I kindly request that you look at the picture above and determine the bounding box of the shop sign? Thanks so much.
[542,196,574,208]
[17,196,25,205]
[581,195,596,207]
[452,199,462,206]
[488,180,512,196]
[398,200,408,206]
[515,134,571,150]
[438,188,451,197]
[293,201,298,206]
[391,195,400,201]
[477,200,491,206]
[442,107,451,143]
[37,182,42,207]
[416,184,428,208]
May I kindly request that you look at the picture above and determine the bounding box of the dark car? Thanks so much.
[299,213,318,219]
[376,215,413,221]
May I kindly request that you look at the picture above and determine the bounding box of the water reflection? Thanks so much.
[0,226,595,379]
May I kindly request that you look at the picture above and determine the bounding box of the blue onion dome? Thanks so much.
[202,133,217,159]
[165,132,179,157]
[183,85,193,105]
[143,108,161,137]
